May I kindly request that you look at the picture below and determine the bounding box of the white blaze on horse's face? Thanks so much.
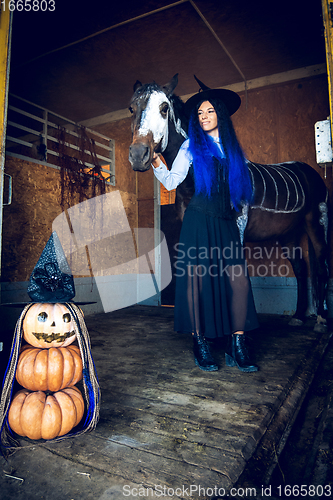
[138,91,170,152]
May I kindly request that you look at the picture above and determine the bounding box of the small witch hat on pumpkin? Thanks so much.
[27,231,75,303]
[0,232,100,456]
[2,231,92,307]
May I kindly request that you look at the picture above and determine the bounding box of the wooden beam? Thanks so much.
[16,0,189,69]
[321,0,333,140]
[0,2,12,277]
[80,64,327,127]
[80,108,132,128]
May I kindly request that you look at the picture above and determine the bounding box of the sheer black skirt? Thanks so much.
[174,208,258,338]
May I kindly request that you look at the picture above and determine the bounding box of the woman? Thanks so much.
[152,86,259,373]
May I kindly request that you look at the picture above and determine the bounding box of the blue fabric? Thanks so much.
[187,107,253,210]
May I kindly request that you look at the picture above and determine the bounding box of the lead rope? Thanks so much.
[0,303,101,457]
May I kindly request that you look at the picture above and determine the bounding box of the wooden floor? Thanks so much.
[0,306,331,500]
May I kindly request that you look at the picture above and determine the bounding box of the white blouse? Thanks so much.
[152,137,224,191]
[152,139,192,191]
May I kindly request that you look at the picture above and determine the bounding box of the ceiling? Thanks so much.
[8,0,327,127]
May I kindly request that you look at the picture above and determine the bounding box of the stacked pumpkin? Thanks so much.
[8,303,85,440]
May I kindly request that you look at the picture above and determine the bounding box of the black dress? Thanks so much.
[173,164,258,338]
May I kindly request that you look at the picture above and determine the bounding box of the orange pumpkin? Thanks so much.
[8,386,85,440]
[16,345,83,392]
[23,303,77,348]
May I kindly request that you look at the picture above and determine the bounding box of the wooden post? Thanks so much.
[322,0,333,140]
[0,2,12,278]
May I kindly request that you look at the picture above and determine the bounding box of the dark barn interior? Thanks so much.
[1,1,333,498]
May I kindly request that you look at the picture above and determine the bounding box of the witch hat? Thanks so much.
[1,231,94,306]
[27,231,75,303]
[184,75,241,117]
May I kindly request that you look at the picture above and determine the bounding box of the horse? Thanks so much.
[128,74,329,332]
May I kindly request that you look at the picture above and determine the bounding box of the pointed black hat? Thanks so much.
[27,231,75,303]
[1,232,95,307]
[184,75,241,117]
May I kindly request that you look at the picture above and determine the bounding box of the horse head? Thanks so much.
[128,74,187,171]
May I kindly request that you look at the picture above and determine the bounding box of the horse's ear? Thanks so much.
[133,80,142,92]
[162,74,178,97]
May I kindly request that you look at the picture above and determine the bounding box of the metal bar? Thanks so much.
[10,93,114,141]
[8,104,45,124]
[43,109,48,161]
[91,154,111,163]
[7,120,42,137]
[45,149,107,169]
[6,92,115,183]
[9,108,114,159]
[46,121,112,150]
[6,135,33,148]
[45,134,112,161]
[5,152,115,183]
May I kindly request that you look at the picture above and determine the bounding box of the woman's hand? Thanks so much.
[151,152,161,168]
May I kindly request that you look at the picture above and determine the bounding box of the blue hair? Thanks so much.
[188,98,253,210]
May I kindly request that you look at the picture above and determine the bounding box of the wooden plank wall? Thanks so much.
[1,120,137,283]
[233,75,330,276]
[1,74,330,286]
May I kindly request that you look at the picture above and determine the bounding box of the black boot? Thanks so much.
[193,333,218,372]
[225,334,258,372]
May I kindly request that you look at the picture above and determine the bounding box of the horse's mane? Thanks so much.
[130,82,161,104]
[170,93,188,132]
[170,92,183,108]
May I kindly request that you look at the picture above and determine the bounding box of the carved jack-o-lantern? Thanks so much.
[23,303,77,348]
